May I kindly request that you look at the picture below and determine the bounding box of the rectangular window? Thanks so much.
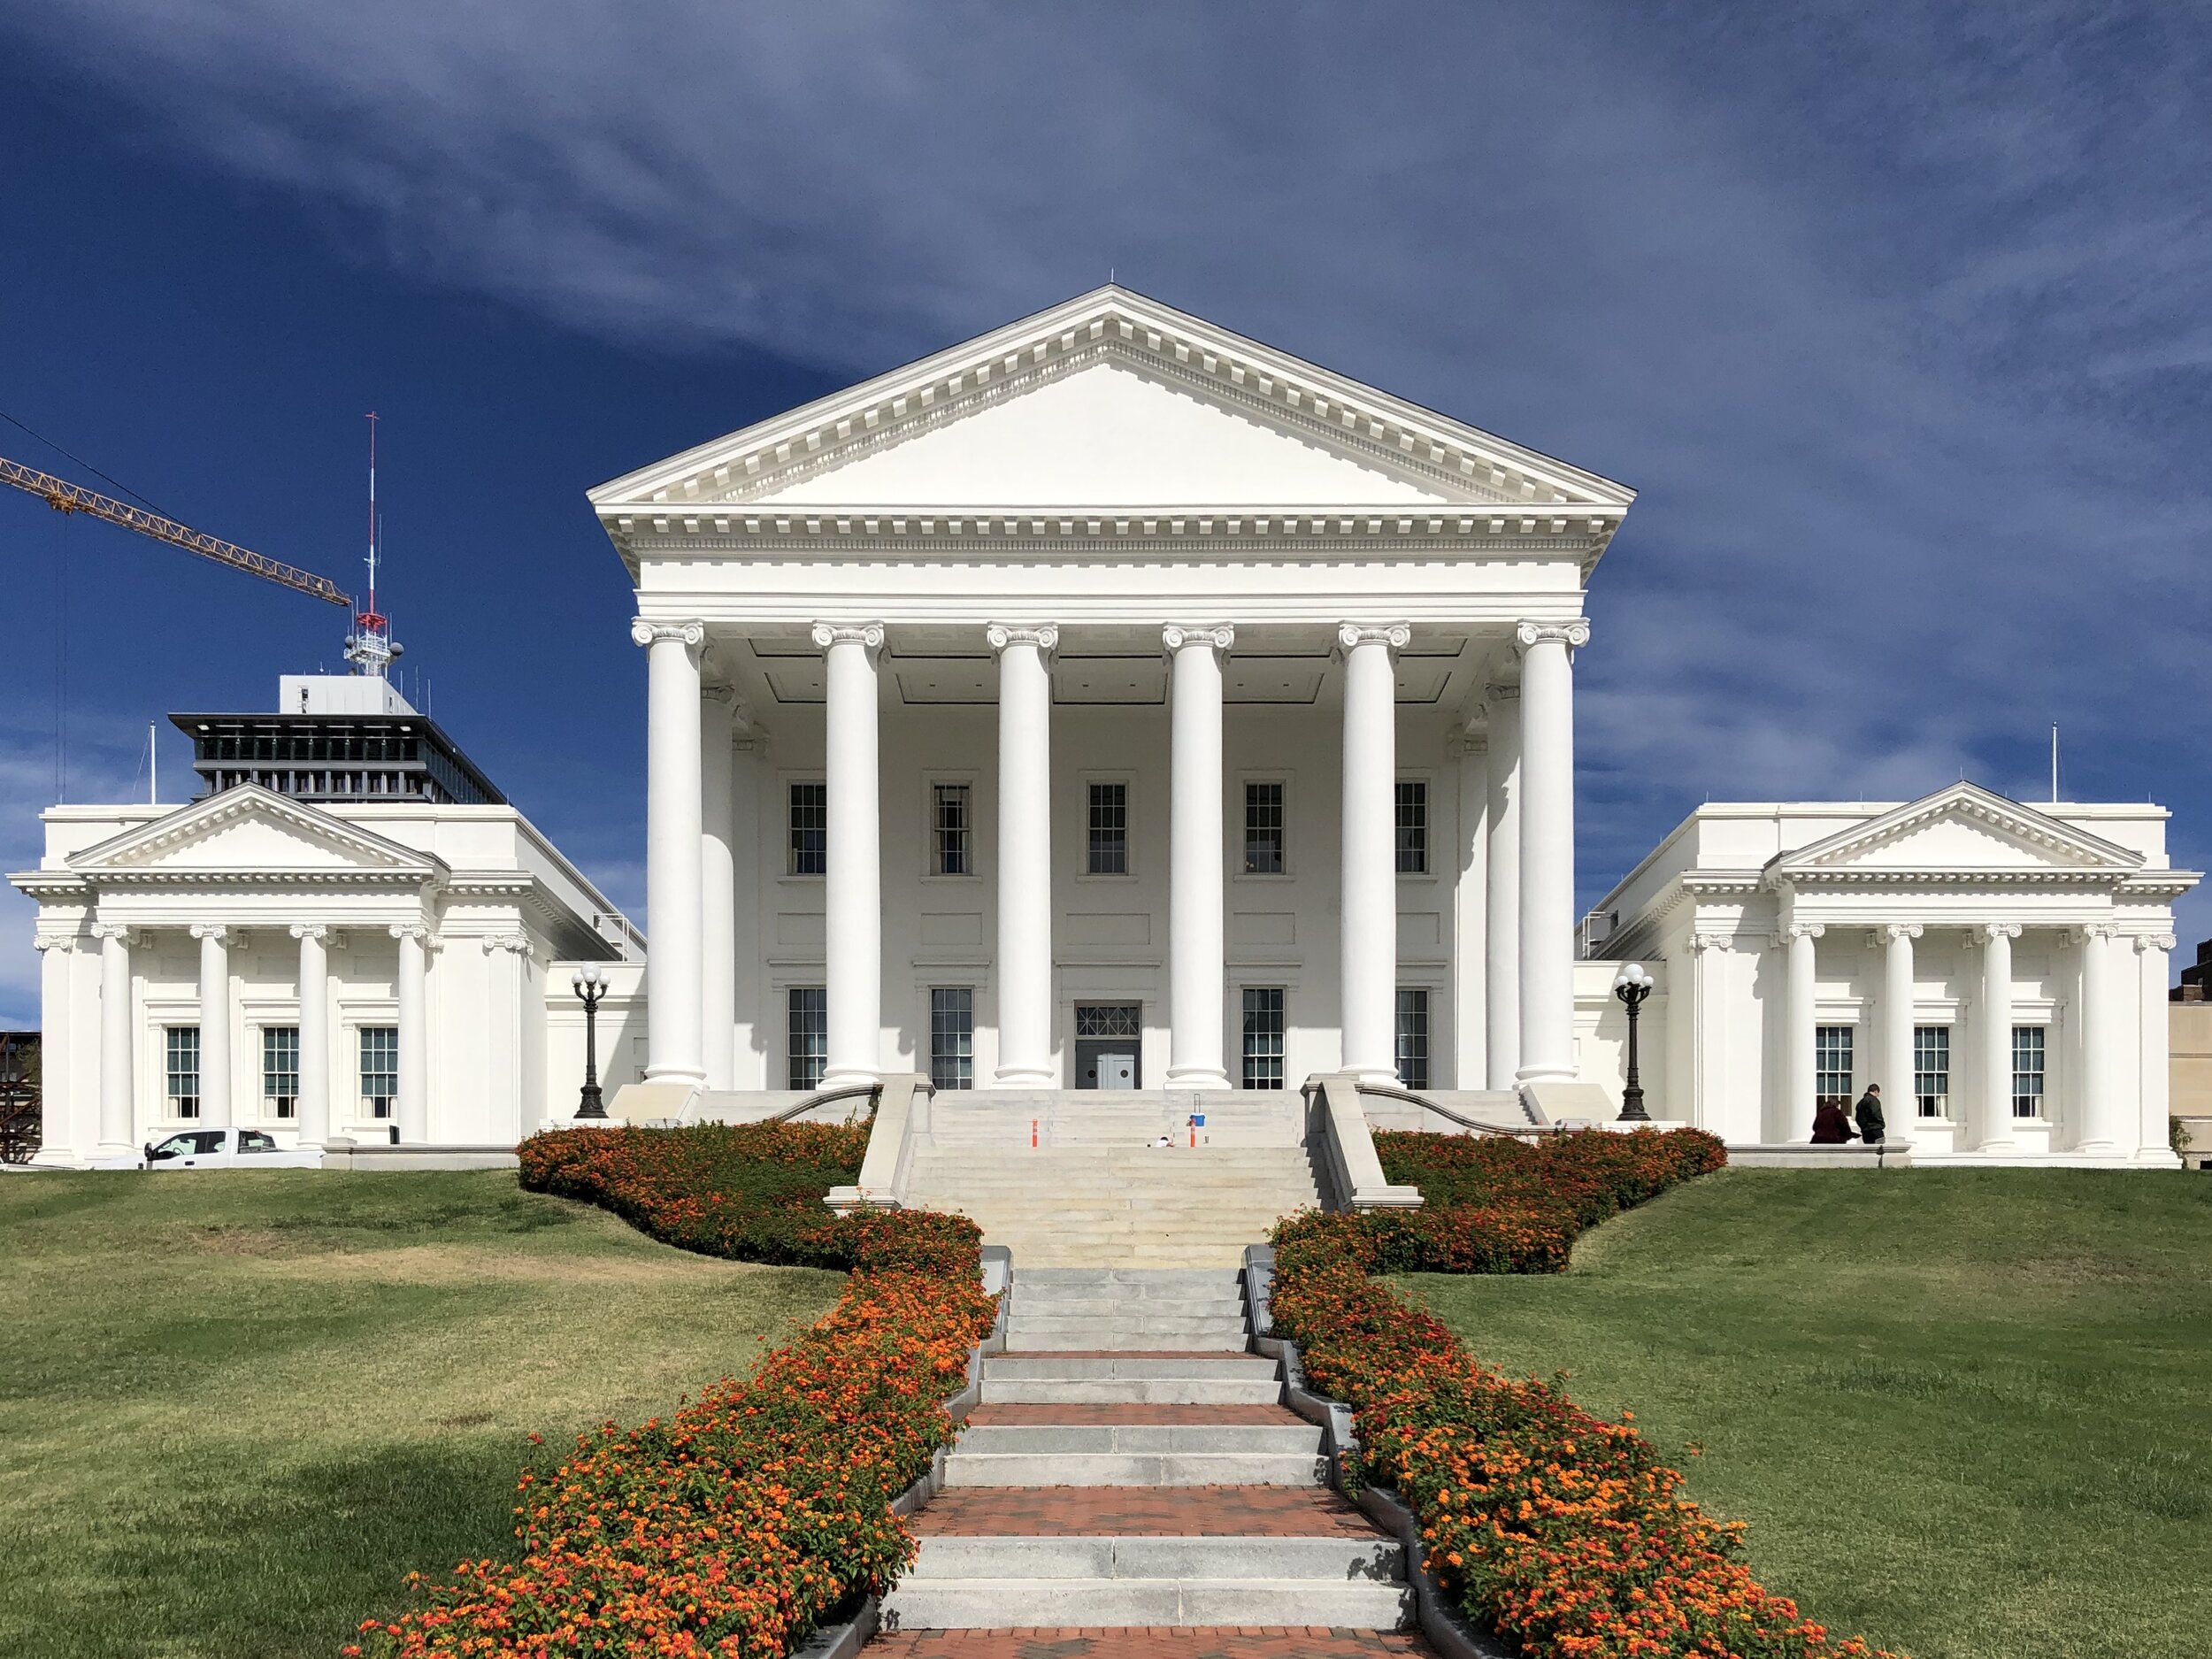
[787,987,828,1091]
[1240,987,1286,1090]
[262,1025,300,1119]
[1394,988,1430,1090]
[165,1025,202,1119]
[933,783,972,876]
[1075,1003,1143,1040]
[1087,781,1128,874]
[789,781,827,875]
[2012,1025,2047,1118]
[929,987,973,1091]
[1913,1025,1951,1118]
[1815,1025,1854,1105]
[1394,780,1429,874]
[359,1026,398,1119]
[1243,781,1285,874]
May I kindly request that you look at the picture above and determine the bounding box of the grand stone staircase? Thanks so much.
[897,1092,1327,1268]
[876,1266,1419,1647]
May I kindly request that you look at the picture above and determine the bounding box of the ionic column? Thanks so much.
[392,922,430,1142]
[1879,923,1920,1135]
[1451,729,1488,1089]
[632,618,707,1087]
[290,924,330,1148]
[989,623,1057,1087]
[91,923,135,1151]
[700,684,739,1092]
[1976,923,2020,1149]
[1689,933,1733,1137]
[2137,933,2177,1160]
[1164,624,1233,1089]
[1483,683,1522,1089]
[191,923,233,1128]
[1338,623,1408,1083]
[1784,921,1822,1140]
[2073,924,2119,1154]
[814,623,886,1087]
[1514,619,1588,1084]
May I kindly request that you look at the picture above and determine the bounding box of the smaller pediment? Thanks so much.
[71,786,439,879]
[1772,783,2140,879]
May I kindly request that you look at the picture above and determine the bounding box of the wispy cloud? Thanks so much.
[5,1,2208,955]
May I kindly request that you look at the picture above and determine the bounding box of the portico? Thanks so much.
[592,286,1634,1102]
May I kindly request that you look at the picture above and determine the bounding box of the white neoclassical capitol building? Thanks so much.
[14,288,2196,1165]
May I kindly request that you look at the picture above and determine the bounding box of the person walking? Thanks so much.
[1854,1083,1887,1147]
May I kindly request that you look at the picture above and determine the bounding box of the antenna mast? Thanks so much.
[2050,723,2059,805]
[343,411,402,678]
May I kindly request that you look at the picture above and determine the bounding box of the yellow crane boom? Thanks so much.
[2,453,352,608]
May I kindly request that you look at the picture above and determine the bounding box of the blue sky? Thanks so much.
[3,2,2208,1025]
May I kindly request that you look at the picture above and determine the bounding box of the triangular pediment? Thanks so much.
[71,786,439,878]
[1772,784,2140,878]
[590,285,1633,515]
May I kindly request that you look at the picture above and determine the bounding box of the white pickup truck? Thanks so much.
[91,1126,325,1171]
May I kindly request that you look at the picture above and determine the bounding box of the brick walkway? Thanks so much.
[911,1486,1385,1538]
[871,1630,1437,1658]
[965,1403,1303,1426]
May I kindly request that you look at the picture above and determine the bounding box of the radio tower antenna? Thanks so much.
[343,411,402,678]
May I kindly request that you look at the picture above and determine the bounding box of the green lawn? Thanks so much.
[1401,1168,2212,1659]
[0,1171,843,1659]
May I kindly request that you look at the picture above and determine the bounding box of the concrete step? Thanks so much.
[1003,1330,1250,1354]
[979,1353,1279,1404]
[953,1423,1321,1455]
[1005,1315,1248,1337]
[943,1450,1328,1486]
[903,1533,1402,1581]
[879,1575,1412,1629]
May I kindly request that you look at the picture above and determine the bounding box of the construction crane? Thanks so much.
[2,454,354,608]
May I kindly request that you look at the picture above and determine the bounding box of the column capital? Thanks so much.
[87,922,131,945]
[2073,922,2120,944]
[1783,920,1825,942]
[1162,623,1233,657]
[288,922,330,942]
[701,680,738,705]
[1514,618,1592,653]
[488,931,534,956]
[2136,931,2177,953]
[986,622,1057,656]
[812,620,887,653]
[1336,621,1410,655]
[388,921,434,943]
[189,922,230,943]
[1482,681,1521,706]
[35,931,77,952]
[631,618,705,651]
[1878,922,1924,943]
[1689,931,1733,955]
[1973,922,2022,944]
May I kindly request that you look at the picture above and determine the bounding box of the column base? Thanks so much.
[990,1067,1057,1089]
[1165,1066,1232,1090]
[820,1068,882,1090]
[644,1065,708,1087]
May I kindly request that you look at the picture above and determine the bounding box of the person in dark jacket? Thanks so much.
[1854,1085,1886,1146]
[1810,1100,1853,1142]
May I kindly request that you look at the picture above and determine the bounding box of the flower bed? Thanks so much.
[1270,1130,1901,1658]
[349,1124,995,1657]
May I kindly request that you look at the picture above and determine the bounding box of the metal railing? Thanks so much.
[1353,1080,1557,1139]
[770,1081,881,1124]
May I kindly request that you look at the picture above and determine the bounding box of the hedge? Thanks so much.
[348,1124,994,1658]
[1270,1129,1903,1659]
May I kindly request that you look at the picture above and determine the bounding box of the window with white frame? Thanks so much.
[359,1026,398,1118]
[1815,1025,1854,1106]
[1087,781,1128,874]
[930,987,973,1091]
[1240,987,1286,1090]
[1395,780,1428,874]
[787,987,827,1090]
[165,1026,202,1119]
[262,1025,299,1118]
[2012,1025,2047,1118]
[932,783,972,876]
[1394,988,1430,1090]
[789,782,827,876]
[1913,1025,1950,1118]
[1244,781,1285,874]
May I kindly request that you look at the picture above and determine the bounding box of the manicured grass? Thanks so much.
[1399,1168,2212,1659]
[0,1171,843,1659]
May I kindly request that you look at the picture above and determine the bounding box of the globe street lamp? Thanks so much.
[572,964,610,1120]
[1611,961,1654,1122]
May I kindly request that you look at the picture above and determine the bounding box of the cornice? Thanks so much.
[1771,782,2141,876]
[1778,869,2140,888]
[69,870,434,889]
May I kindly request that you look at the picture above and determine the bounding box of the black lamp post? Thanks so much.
[572,964,610,1120]
[1612,961,1653,1122]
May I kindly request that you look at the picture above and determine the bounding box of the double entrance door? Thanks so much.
[1074,1002,1142,1089]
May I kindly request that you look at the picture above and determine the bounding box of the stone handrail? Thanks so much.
[772,1081,880,1124]
[824,1072,930,1211]
[1304,1073,1423,1211]
[1355,1080,1558,1140]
